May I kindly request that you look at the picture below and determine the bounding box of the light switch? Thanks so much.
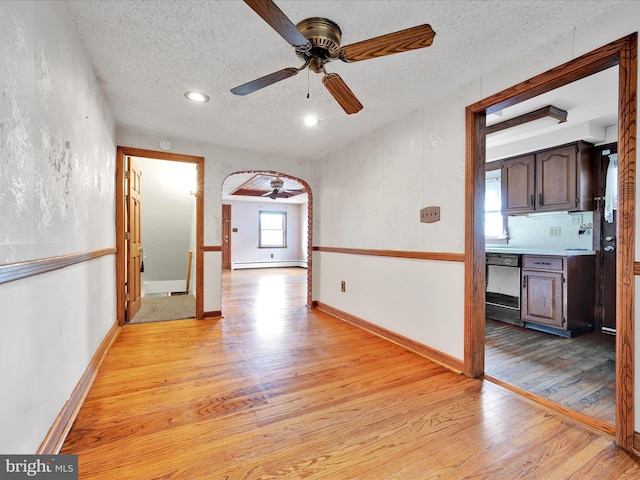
[420,206,440,223]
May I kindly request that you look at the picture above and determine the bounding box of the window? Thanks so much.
[485,163,508,241]
[259,211,287,248]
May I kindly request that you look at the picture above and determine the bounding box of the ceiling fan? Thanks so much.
[263,178,305,199]
[231,0,436,114]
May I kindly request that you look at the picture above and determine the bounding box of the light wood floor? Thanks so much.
[62,268,640,478]
[485,319,616,426]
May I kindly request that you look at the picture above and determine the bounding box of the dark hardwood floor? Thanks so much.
[485,319,616,426]
[61,268,640,478]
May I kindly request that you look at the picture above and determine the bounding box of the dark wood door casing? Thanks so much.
[465,34,637,451]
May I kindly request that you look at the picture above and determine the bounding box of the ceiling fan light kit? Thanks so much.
[232,0,436,115]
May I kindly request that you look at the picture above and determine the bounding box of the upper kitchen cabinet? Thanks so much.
[501,154,535,214]
[501,141,594,215]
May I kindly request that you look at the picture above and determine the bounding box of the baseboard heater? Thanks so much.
[232,261,307,270]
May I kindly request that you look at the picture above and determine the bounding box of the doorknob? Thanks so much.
[605,236,615,242]
[604,245,615,252]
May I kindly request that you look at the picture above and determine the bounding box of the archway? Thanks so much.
[221,171,313,309]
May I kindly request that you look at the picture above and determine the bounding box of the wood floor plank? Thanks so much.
[61,268,638,478]
[485,318,616,425]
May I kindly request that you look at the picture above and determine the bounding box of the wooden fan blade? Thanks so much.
[339,24,435,63]
[231,68,300,96]
[322,73,363,115]
[244,0,309,47]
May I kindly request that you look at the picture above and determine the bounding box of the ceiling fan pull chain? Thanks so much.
[307,68,310,99]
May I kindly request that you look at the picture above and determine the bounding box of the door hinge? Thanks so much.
[126,293,130,302]
[124,171,130,179]
[125,232,130,240]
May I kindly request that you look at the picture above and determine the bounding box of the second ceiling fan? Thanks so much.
[231,0,436,114]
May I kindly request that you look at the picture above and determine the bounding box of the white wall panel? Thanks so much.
[0,1,116,452]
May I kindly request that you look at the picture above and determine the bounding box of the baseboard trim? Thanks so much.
[203,310,222,319]
[315,301,464,374]
[231,261,307,270]
[0,248,116,285]
[38,320,120,454]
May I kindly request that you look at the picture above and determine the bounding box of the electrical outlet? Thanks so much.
[341,281,346,292]
[571,214,583,225]
[549,226,561,237]
[420,206,440,223]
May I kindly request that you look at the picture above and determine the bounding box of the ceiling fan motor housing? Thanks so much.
[296,17,343,66]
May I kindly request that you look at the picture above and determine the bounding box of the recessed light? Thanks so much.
[304,115,320,127]
[184,91,210,103]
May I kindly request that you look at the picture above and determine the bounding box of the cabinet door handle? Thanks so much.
[534,261,552,265]
[538,193,543,205]
[523,276,527,289]
[530,194,534,207]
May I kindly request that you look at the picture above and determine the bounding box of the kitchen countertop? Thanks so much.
[486,246,596,256]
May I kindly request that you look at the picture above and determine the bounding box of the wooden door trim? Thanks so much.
[464,34,637,451]
[222,204,231,270]
[115,146,205,324]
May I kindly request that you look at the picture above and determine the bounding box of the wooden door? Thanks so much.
[501,154,535,214]
[222,204,231,270]
[127,157,143,320]
[535,144,577,212]
[521,270,564,328]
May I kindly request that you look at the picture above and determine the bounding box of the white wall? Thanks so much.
[0,1,116,452]
[135,157,196,282]
[312,2,640,394]
[226,200,305,268]
[312,96,469,358]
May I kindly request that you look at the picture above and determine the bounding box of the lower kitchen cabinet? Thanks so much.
[521,254,595,337]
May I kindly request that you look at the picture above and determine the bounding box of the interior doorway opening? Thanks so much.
[465,34,637,450]
[115,147,205,324]
[220,171,313,318]
[481,66,619,428]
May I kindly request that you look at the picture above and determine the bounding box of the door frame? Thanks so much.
[116,146,205,324]
[464,34,637,450]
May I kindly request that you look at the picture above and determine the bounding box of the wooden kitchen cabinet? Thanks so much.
[521,254,595,337]
[501,154,535,214]
[501,141,594,215]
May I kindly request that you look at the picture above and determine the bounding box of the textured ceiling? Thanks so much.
[64,0,624,161]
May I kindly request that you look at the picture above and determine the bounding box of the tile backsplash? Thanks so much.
[503,211,595,250]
